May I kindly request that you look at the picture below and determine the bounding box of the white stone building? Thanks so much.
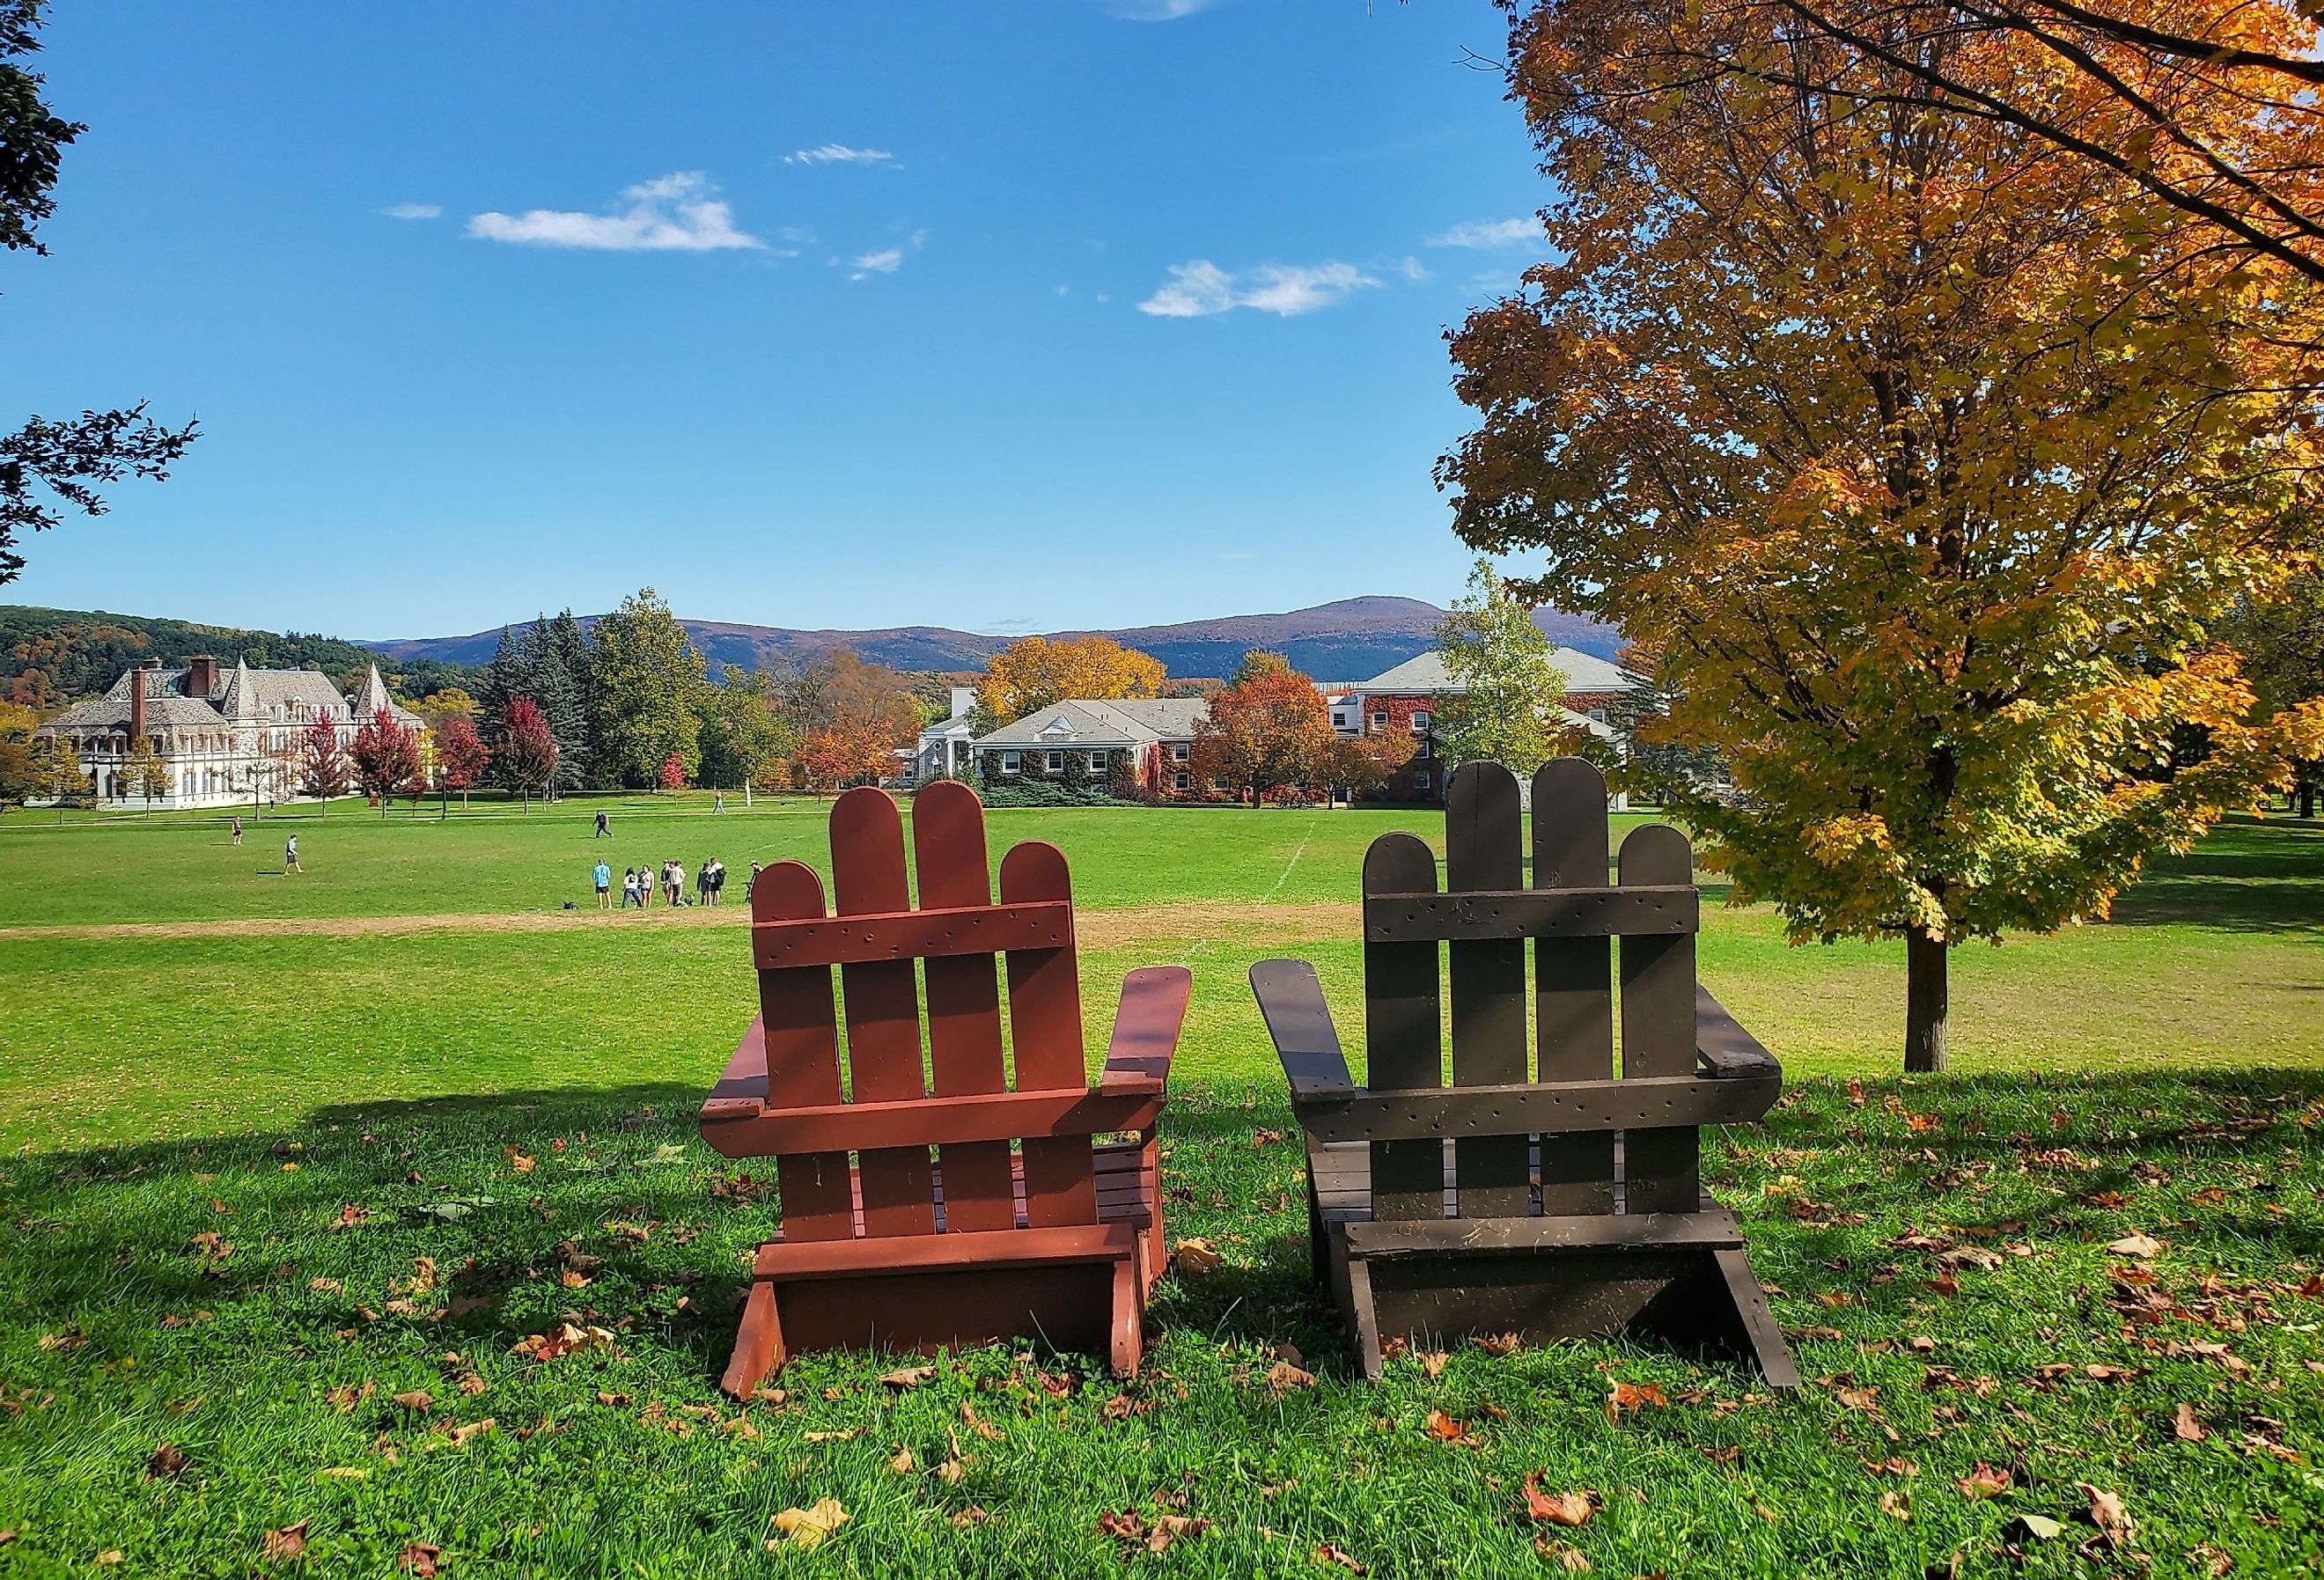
[34,655,423,809]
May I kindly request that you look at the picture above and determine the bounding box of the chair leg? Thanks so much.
[1107,1257,1142,1378]
[719,1276,787,1400]
[1343,1254,1386,1381]
[1710,1246,1799,1389]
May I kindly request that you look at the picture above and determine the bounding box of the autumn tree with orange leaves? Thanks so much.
[1442,0,2324,1070]
[973,636,1165,728]
[1190,651,1335,805]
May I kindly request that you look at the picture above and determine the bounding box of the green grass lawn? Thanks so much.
[0,802,2317,1576]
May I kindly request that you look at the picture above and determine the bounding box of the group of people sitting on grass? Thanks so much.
[592,856,730,909]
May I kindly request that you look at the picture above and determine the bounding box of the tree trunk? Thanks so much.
[1904,925,1949,1074]
[2301,782,2315,819]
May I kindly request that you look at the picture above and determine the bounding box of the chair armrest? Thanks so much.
[1101,966,1192,1094]
[1250,959,1357,1103]
[1696,985,1781,1081]
[701,1014,769,1125]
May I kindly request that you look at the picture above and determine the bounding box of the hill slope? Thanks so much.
[373,596,1621,681]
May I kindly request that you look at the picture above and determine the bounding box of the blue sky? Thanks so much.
[7,1,1548,640]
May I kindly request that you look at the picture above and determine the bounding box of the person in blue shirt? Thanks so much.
[592,860,612,908]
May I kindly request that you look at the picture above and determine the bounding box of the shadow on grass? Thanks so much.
[4,1069,2320,1389]
[2100,816,2324,933]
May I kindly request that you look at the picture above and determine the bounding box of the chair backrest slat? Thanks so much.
[1532,759,1616,1216]
[1444,762,1532,1218]
[1361,832,1446,1222]
[1362,758,1714,1224]
[1616,821,1703,1213]
[912,780,1019,1233]
[829,787,938,1238]
[998,840,1099,1227]
[751,861,856,1242]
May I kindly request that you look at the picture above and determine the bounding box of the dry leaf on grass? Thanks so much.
[936,1429,967,1484]
[396,1543,442,1577]
[1533,1534,1593,1570]
[442,1419,494,1449]
[1877,1490,1910,1521]
[1606,1380,1667,1422]
[1474,1332,1521,1357]
[769,1498,849,1551]
[1423,1408,1482,1446]
[804,1427,864,1444]
[2173,1402,2207,1443]
[1099,1510,1212,1555]
[145,1443,187,1480]
[1420,1349,1449,1379]
[2078,1484,2136,1549]
[1172,1238,1224,1276]
[879,1366,936,1389]
[886,1445,915,1475]
[1955,1463,2012,1500]
[261,1521,309,1562]
[2107,1232,2163,1260]
[1313,1542,1368,1573]
[961,1401,1004,1441]
[392,1391,433,1415]
[1266,1359,1316,1391]
[1521,1476,1600,1527]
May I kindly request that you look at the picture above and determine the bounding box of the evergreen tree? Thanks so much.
[477,626,531,739]
[547,608,598,787]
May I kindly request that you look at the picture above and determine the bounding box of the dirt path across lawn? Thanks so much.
[0,900,1364,950]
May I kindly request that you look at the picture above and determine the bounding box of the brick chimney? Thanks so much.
[188,654,218,698]
[131,658,160,739]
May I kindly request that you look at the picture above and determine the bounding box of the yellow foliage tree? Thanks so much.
[1442,0,2324,1070]
[974,636,1165,727]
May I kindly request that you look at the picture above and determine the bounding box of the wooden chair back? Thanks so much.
[735,781,1102,1243]
[1362,757,1704,1222]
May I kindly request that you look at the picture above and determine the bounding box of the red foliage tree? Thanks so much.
[433,713,489,807]
[295,713,350,809]
[495,695,558,811]
[349,708,423,816]
[1189,651,1335,804]
[658,752,687,792]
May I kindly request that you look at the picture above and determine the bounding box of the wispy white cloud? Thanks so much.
[785,143,895,166]
[1428,217,1534,249]
[1112,0,1217,18]
[1137,259,1381,319]
[383,202,441,221]
[849,246,903,280]
[467,173,763,252]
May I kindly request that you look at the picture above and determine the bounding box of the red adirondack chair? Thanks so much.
[700,782,1191,1395]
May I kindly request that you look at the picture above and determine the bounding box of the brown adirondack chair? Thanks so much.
[699,781,1191,1396]
[1251,758,1798,1385]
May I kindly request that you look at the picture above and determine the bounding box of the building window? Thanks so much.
[1000,752,1021,774]
[1589,708,1607,723]
[1414,771,1431,791]
[1087,751,1107,773]
[1210,776,1231,792]
[1173,772,1190,793]
[1170,742,1190,763]
[1045,750,1064,772]
[1369,712,1388,731]
[1411,710,1431,731]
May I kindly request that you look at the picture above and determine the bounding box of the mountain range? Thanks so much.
[372,597,1621,682]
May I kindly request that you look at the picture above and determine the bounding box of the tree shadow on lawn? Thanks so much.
[4,1069,2319,1391]
[2102,816,2324,933]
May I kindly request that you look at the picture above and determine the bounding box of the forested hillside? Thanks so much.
[0,606,478,709]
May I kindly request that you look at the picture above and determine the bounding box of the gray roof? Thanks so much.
[971,696,1208,749]
[36,661,368,736]
[1354,646,1632,695]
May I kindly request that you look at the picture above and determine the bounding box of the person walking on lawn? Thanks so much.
[594,859,613,908]
[284,834,301,874]
[595,810,610,838]
[231,815,242,848]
